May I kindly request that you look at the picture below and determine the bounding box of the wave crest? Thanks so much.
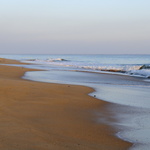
[26,58,68,62]
[46,58,68,62]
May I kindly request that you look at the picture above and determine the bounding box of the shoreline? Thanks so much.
[0,58,132,150]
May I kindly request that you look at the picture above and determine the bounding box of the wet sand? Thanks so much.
[0,58,132,150]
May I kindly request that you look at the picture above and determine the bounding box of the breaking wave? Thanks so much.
[27,58,68,62]
[24,58,150,78]
[46,58,68,62]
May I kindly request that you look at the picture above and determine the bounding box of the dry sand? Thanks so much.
[0,58,132,150]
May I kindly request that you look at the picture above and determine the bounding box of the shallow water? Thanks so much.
[23,70,150,107]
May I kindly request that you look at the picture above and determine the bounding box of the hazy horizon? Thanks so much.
[0,0,150,54]
[1,52,149,56]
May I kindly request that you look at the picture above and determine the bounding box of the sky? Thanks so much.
[0,0,150,54]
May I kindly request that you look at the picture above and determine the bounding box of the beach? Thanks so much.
[0,58,132,149]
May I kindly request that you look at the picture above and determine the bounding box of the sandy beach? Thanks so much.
[0,58,132,150]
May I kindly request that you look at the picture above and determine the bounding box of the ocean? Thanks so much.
[1,54,150,78]
[1,54,150,150]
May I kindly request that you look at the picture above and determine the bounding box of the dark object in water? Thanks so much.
[101,69,126,73]
[139,65,150,70]
[94,95,96,98]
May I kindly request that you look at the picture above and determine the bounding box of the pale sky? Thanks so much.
[0,0,150,54]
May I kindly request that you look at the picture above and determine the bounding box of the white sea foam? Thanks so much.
[128,69,150,78]
[27,58,68,63]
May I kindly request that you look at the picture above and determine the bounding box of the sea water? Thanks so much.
[0,54,150,150]
[1,54,150,78]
